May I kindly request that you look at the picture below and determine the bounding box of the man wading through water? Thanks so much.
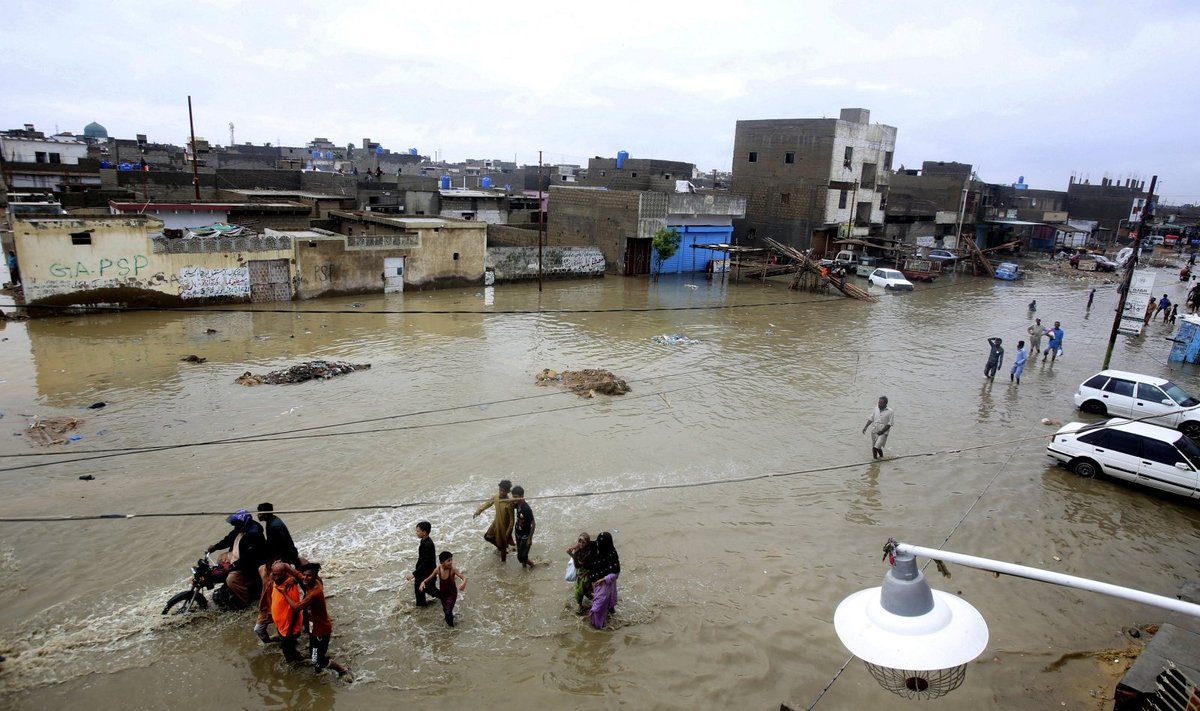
[862,396,894,460]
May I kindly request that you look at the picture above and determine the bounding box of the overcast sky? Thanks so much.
[4,0,1198,203]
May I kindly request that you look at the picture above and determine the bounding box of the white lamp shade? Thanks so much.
[834,586,989,671]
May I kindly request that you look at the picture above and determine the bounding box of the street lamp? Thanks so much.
[834,538,1200,700]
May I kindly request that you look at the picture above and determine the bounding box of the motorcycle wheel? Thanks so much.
[162,589,209,614]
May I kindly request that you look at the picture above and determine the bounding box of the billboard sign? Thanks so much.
[1118,269,1157,336]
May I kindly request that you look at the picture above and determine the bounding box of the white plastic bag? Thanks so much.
[564,559,577,582]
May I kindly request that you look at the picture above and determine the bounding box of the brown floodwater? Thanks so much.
[1,267,1199,710]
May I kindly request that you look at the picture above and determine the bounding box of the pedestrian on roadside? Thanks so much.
[587,532,621,630]
[1144,298,1157,325]
[420,551,467,627]
[5,250,18,286]
[1168,304,1179,325]
[1028,299,1037,313]
[984,337,1004,380]
[1043,322,1065,362]
[1190,285,1200,314]
[1087,288,1096,309]
[1010,340,1027,384]
[1027,318,1044,356]
[404,521,440,607]
[253,502,301,644]
[473,479,515,562]
[862,396,894,460]
[511,486,537,568]
[1155,293,1172,319]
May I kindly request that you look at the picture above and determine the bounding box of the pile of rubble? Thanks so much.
[26,417,82,446]
[536,368,631,398]
[236,360,371,386]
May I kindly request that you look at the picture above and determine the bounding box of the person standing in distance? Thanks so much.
[862,396,894,460]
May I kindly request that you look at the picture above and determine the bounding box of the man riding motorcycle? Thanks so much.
[206,509,268,605]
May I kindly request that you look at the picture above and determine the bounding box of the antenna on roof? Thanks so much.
[229,122,235,145]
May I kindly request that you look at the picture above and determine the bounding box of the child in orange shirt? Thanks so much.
[282,562,351,679]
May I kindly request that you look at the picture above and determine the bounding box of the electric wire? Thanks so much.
[0,428,1083,523]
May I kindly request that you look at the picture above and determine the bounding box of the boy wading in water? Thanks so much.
[420,551,467,627]
[404,521,439,607]
[511,485,537,568]
[282,562,351,679]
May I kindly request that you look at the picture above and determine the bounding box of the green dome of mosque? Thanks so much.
[83,121,108,139]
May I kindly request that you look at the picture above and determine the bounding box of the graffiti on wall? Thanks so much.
[48,255,149,278]
[560,251,606,271]
[178,266,250,299]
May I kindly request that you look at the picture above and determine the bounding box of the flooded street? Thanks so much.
[2,267,1199,711]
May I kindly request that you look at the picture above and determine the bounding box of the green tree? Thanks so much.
[652,227,682,282]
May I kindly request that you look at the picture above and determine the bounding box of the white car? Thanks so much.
[1047,418,1200,499]
[867,268,914,291]
[1072,369,1200,438]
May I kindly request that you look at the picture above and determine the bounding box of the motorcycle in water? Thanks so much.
[161,552,256,614]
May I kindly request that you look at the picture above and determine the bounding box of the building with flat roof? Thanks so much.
[731,108,896,256]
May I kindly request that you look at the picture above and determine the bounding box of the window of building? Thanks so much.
[855,201,872,226]
[785,152,795,164]
[883,151,893,171]
[838,190,848,209]
[748,152,758,163]
[780,192,791,205]
[600,171,606,176]
[861,163,877,190]
[453,252,460,261]
[843,146,853,167]
[664,174,671,180]
[631,172,638,177]
[35,151,47,163]
[49,153,61,164]
[70,232,92,245]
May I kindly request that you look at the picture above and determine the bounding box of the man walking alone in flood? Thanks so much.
[862,396,894,460]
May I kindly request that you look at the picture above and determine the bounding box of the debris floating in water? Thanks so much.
[236,360,371,386]
[651,334,699,346]
[536,368,630,398]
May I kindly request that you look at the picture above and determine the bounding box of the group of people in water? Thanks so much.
[204,481,621,681]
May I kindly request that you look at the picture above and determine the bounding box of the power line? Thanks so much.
[0,429,1053,523]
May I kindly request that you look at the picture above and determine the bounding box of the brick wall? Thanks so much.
[487,224,541,247]
[546,186,641,273]
[487,246,604,282]
[580,157,694,192]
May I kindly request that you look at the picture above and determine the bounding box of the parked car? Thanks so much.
[925,249,958,264]
[1069,253,1117,271]
[867,268,914,291]
[1046,418,1200,499]
[994,262,1022,280]
[1072,369,1200,437]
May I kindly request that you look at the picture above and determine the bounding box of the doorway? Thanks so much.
[247,258,291,303]
[624,238,651,276]
[384,257,405,293]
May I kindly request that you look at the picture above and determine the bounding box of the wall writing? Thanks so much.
[561,251,606,271]
[178,266,250,299]
[48,255,149,278]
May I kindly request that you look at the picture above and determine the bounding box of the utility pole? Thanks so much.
[1103,175,1156,370]
[538,150,544,292]
[187,96,201,200]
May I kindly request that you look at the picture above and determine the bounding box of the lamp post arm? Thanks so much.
[895,543,1200,618]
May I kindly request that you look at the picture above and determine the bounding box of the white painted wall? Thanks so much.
[0,136,87,164]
